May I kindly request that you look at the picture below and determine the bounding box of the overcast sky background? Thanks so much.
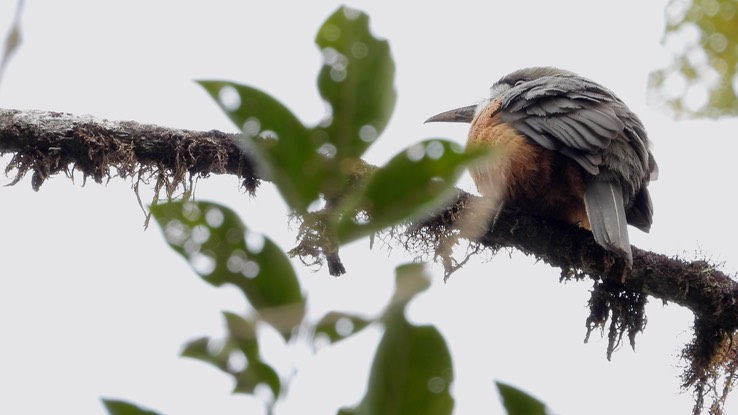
[2,1,738,414]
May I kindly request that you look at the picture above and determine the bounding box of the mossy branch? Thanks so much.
[0,108,259,193]
[1,108,736,414]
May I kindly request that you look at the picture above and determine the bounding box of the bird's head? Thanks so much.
[425,66,578,124]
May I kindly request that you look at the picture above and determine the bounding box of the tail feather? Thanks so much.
[583,181,632,265]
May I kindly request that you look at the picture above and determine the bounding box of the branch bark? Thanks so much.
[2,107,736,413]
[0,108,259,193]
[1,108,735,329]
[411,191,738,329]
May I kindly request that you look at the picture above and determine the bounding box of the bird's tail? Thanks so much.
[583,181,632,265]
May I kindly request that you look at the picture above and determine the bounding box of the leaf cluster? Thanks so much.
[105,6,565,415]
[105,6,539,415]
[197,7,489,275]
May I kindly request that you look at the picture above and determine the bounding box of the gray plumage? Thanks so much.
[493,67,657,263]
[584,181,632,263]
[424,66,657,264]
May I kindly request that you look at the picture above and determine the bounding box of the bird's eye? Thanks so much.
[514,79,526,87]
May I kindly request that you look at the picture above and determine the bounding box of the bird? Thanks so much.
[425,67,657,265]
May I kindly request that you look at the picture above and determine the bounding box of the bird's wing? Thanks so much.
[625,186,653,233]
[498,76,624,175]
[499,76,642,263]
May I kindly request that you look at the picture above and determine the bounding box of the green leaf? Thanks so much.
[348,264,453,415]
[235,360,281,397]
[198,81,323,211]
[387,263,432,311]
[336,139,493,243]
[181,313,281,398]
[315,6,396,160]
[314,311,372,345]
[223,312,260,360]
[102,400,163,415]
[360,323,453,415]
[181,337,225,369]
[495,382,548,415]
[151,200,305,336]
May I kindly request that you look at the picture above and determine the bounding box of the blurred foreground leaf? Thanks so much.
[102,399,163,415]
[315,311,372,345]
[343,264,454,415]
[198,81,323,211]
[315,6,396,160]
[496,382,547,415]
[336,139,493,243]
[181,312,281,397]
[151,200,305,335]
[198,7,397,210]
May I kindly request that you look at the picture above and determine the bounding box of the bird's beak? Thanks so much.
[424,104,477,124]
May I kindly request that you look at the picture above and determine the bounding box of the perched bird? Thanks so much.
[426,67,657,265]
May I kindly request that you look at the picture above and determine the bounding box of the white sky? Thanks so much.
[2,1,738,415]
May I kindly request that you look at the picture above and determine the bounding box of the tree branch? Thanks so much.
[0,108,260,192]
[2,108,735,328]
[2,107,736,413]
[411,191,738,329]
[406,190,738,413]
[3,108,735,325]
